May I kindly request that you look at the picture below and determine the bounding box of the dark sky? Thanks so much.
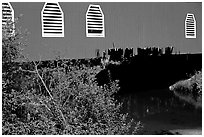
[11,2,202,60]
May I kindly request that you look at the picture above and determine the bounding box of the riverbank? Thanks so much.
[169,71,202,108]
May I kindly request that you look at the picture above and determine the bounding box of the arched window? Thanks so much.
[41,2,64,37]
[86,4,105,37]
[2,2,15,34]
[185,13,196,38]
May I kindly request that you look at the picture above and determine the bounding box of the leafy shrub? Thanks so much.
[2,17,27,64]
[2,17,142,135]
[2,63,142,134]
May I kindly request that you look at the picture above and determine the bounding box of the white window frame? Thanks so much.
[2,2,15,34]
[185,13,196,39]
[41,2,64,37]
[86,4,105,37]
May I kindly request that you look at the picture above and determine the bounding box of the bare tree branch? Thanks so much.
[32,61,67,128]
[33,61,53,100]
[19,67,36,73]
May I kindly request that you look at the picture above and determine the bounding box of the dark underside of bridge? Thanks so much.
[96,53,202,93]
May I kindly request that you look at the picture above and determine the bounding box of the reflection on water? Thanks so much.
[120,88,200,119]
[118,88,202,134]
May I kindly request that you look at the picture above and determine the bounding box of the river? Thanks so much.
[119,88,202,135]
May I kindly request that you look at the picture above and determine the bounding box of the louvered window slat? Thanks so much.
[86,4,105,37]
[41,2,64,37]
[185,13,196,38]
[2,2,15,34]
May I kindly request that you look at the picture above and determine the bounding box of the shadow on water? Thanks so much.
[118,88,202,134]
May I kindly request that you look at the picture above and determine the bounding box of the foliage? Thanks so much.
[2,62,142,135]
[169,71,202,108]
[2,19,142,135]
[2,17,27,63]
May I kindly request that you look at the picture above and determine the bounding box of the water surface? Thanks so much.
[120,88,202,135]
